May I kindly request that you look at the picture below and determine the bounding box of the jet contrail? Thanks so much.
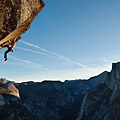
[20,40,65,57]
[9,55,42,68]
[20,40,87,68]
[16,47,63,60]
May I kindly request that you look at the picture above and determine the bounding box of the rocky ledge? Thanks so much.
[0,78,20,107]
[0,78,20,98]
[0,0,45,48]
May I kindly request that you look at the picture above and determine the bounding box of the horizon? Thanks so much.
[0,0,120,82]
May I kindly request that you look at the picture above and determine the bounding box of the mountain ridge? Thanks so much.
[0,62,120,120]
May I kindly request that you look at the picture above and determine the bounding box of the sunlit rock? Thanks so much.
[0,0,45,47]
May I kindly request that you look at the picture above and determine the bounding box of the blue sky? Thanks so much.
[0,0,120,82]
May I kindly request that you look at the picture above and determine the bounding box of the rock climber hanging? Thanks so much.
[2,36,21,61]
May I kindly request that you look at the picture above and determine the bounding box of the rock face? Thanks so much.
[1,62,120,119]
[0,94,5,106]
[0,78,20,98]
[0,0,45,47]
[76,62,120,120]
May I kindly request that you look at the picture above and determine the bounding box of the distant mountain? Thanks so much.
[0,62,120,120]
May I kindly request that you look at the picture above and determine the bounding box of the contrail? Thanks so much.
[20,40,87,68]
[20,40,65,57]
[9,55,42,68]
[16,47,63,60]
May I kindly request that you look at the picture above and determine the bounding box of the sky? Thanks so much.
[0,0,120,82]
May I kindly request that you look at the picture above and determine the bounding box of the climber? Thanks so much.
[3,36,21,61]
